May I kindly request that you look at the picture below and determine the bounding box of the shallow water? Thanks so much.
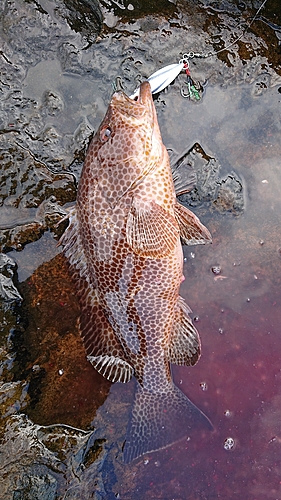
[1,0,281,498]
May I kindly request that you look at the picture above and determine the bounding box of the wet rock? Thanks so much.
[0,139,76,207]
[100,0,175,20]
[0,0,101,173]
[0,380,29,418]
[13,470,57,500]
[251,72,272,96]
[0,413,108,500]
[41,90,64,117]
[0,197,70,252]
[0,253,22,301]
[0,297,23,385]
[61,0,103,46]
[0,138,76,251]
[0,252,113,498]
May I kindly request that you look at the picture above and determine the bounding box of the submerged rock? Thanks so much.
[171,143,244,215]
[0,254,113,498]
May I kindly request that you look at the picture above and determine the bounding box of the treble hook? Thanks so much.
[180,83,192,98]
[180,81,200,99]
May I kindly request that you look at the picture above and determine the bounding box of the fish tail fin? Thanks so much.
[123,384,213,464]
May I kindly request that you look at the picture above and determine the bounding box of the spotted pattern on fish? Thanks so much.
[60,81,212,463]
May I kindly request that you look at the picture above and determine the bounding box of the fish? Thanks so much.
[60,81,213,463]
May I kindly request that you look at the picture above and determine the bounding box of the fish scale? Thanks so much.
[60,81,213,463]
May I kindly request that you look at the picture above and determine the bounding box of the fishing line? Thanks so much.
[178,0,269,98]
[130,0,269,100]
[190,0,269,59]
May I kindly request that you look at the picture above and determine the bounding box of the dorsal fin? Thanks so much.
[126,197,180,258]
[59,208,89,279]
[60,210,133,384]
[167,295,201,366]
[174,201,212,245]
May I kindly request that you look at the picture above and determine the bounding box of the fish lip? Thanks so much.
[137,81,153,105]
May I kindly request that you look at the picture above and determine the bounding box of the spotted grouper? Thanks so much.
[61,81,213,463]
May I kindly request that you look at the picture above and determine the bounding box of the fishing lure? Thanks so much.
[180,60,203,100]
[130,61,185,99]
[130,54,203,100]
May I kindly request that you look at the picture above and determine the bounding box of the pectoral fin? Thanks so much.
[126,197,180,258]
[172,164,197,196]
[174,201,212,245]
[168,296,201,366]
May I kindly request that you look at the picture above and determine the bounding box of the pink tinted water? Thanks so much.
[107,82,281,499]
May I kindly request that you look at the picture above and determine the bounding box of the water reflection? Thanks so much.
[1,0,281,498]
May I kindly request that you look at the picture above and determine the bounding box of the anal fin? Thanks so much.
[168,295,201,366]
[174,201,212,245]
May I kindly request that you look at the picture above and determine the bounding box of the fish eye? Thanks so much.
[100,126,112,142]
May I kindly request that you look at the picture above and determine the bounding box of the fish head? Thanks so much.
[87,82,163,203]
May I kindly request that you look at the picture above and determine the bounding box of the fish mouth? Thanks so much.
[114,81,153,107]
[112,81,154,119]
